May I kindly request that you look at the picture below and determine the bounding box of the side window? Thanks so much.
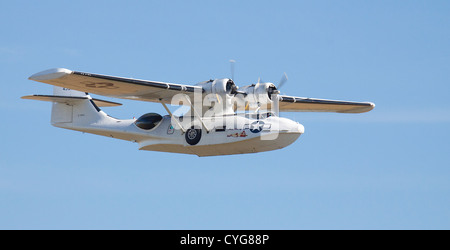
[215,126,226,132]
[135,113,163,130]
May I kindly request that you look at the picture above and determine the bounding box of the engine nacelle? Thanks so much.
[200,78,237,97]
[195,78,238,115]
[239,82,277,106]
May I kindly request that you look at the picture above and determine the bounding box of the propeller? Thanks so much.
[271,72,288,116]
[265,72,288,99]
[226,79,238,95]
[257,72,287,89]
[229,59,235,81]
[228,60,248,97]
[277,72,288,90]
[253,73,288,116]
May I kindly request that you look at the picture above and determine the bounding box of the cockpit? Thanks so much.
[242,112,275,120]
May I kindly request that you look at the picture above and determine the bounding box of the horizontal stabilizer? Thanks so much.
[21,95,122,107]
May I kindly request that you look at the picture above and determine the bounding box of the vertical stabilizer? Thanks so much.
[50,87,105,126]
[53,86,86,97]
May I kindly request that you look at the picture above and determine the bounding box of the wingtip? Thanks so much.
[28,68,73,81]
[21,95,34,100]
[359,102,375,113]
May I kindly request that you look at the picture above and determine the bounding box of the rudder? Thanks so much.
[51,87,87,124]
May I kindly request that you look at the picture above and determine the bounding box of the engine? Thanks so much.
[195,79,278,114]
[237,82,278,106]
[195,79,238,115]
[199,78,237,97]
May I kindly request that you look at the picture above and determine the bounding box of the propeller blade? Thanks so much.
[230,59,235,81]
[277,72,288,89]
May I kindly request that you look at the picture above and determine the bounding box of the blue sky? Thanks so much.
[1,0,449,229]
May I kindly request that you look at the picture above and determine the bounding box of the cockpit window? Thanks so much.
[244,112,274,119]
[135,113,163,130]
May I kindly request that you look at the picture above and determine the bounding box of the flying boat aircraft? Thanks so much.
[22,67,374,156]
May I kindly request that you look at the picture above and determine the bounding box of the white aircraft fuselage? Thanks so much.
[55,97,304,156]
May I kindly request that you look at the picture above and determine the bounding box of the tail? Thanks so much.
[51,87,102,126]
[22,86,122,127]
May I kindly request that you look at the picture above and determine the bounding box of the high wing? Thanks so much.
[28,68,202,104]
[277,95,374,113]
[28,68,374,113]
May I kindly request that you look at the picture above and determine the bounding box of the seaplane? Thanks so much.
[22,66,374,156]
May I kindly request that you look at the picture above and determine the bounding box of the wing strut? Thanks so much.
[184,96,211,133]
[159,99,186,134]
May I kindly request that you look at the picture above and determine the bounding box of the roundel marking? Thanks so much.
[83,81,119,89]
[250,121,265,133]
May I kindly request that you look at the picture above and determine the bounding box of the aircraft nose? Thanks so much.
[296,123,305,134]
[278,118,304,134]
